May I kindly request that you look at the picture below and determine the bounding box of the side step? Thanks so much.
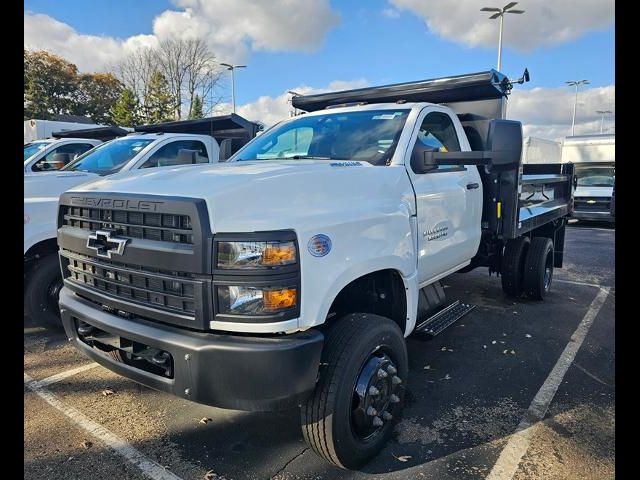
[414,300,476,337]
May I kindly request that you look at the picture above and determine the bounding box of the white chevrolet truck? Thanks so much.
[56,71,575,468]
[25,114,259,326]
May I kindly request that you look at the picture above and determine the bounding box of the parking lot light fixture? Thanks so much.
[220,63,247,114]
[596,110,613,134]
[480,2,525,71]
[566,80,590,136]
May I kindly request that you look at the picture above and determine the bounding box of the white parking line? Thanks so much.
[36,363,100,387]
[24,373,184,480]
[486,287,610,480]
[555,278,606,288]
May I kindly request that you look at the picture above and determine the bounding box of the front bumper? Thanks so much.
[572,210,615,222]
[59,287,324,411]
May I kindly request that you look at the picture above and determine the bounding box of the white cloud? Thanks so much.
[508,84,615,140]
[24,0,339,72]
[381,8,401,19]
[213,79,369,127]
[389,0,614,51]
[23,13,157,72]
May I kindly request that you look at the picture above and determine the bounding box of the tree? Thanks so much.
[74,73,123,123]
[110,48,157,119]
[155,38,221,119]
[110,88,140,127]
[188,95,204,119]
[144,71,174,124]
[24,50,79,119]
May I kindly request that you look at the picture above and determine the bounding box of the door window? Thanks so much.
[141,140,209,168]
[416,112,461,171]
[31,143,96,171]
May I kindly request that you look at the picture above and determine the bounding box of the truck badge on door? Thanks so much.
[424,222,450,241]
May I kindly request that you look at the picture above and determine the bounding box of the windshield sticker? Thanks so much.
[330,161,362,167]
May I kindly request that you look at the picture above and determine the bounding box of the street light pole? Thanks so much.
[595,110,613,134]
[481,2,525,72]
[220,63,247,114]
[566,80,590,136]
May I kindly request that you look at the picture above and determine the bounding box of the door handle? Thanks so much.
[466,182,479,190]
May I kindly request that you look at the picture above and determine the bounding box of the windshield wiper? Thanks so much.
[290,155,332,160]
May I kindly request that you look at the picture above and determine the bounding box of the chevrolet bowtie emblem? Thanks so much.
[86,230,129,259]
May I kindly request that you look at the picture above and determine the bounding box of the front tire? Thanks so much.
[24,254,64,328]
[301,313,408,469]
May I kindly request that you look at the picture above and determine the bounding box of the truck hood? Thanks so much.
[67,160,415,233]
[574,185,613,197]
[24,170,100,200]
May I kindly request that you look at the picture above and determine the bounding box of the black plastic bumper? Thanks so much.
[59,288,324,411]
[572,210,615,222]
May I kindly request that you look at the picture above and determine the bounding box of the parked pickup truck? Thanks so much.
[25,114,260,327]
[24,137,102,172]
[56,70,575,469]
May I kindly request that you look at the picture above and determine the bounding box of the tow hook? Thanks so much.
[77,322,95,336]
[151,351,171,366]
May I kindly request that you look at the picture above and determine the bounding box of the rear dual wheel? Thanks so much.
[523,237,554,300]
[501,236,554,300]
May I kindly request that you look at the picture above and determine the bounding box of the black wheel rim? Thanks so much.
[350,348,403,441]
[46,277,64,315]
[543,250,553,291]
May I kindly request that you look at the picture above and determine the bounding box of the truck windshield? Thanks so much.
[233,109,410,165]
[24,142,48,161]
[576,166,615,187]
[62,138,154,175]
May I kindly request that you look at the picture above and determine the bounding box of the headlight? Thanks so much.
[217,240,297,269]
[217,285,297,315]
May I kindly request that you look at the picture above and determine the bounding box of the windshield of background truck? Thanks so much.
[62,138,154,175]
[233,109,410,165]
[24,142,48,161]
[576,165,615,187]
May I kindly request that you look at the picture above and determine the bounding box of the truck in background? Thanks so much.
[25,114,261,327]
[521,136,561,164]
[24,119,104,144]
[561,134,615,223]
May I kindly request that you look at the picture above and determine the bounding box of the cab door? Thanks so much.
[406,108,483,285]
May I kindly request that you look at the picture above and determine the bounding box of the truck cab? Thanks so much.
[54,71,574,469]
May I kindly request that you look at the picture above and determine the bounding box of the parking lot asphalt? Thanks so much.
[24,223,614,480]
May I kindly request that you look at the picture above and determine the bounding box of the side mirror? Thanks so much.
[410,143,439,174]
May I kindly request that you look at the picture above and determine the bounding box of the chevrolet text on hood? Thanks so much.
[55,69,577,469]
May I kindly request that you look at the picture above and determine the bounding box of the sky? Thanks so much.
[24,0,615,140]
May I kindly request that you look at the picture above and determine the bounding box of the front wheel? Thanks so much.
[301,313,408,469]
[24,254,64,328]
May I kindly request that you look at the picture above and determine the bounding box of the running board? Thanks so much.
[414,300,476,337]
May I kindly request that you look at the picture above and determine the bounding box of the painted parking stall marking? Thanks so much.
[486,287,610,480]
[24,372,184,480]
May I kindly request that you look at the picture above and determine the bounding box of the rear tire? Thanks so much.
[501,236,530,297]
[523,237,554,300]
[24,254,64,328]
[301,313,408,469]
